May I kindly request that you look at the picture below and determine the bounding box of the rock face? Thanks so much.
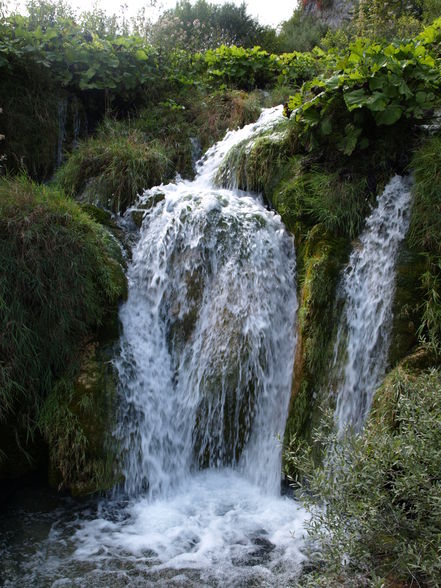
[303,0,357,29]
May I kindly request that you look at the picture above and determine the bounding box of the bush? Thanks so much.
[0,176,126,463]
[54,123,172,212]
[287,367,441,587]
[202,45,320,91]
[150,0,274,53]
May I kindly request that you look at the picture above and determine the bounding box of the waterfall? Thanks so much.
[0,107,307,587]
[333,175,412,433]
[114,105,296,498]
[67,106,306,585]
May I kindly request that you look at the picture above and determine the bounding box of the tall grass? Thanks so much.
[54,124,172,213]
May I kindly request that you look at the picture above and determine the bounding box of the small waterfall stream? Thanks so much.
[115,107,298,500]
[333,175,413,432]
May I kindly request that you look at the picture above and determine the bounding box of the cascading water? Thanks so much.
[333,175,412,433]
[115,114,297,499]
[0,106,306,588]
[0,107,306,587]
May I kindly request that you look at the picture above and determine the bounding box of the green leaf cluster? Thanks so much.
[202,44,321,90]
[287,19,441,157]
[0,16,163,96]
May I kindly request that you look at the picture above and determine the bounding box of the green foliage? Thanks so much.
[0,15,164,98]
[191,89,263,150]
[0,176,126,459]
[283,228,349,447]
[356,0,423,40]
[271,160,369,239]
[409,135,441,356]
[54,122,172,213]
[202,45,320,90]
[287,368,441,587]
[423,0,441,23]
[38,341,118,494]
[287,21,441,159]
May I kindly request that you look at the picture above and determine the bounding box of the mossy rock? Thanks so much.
[388,241,425,366]
[0,177,127,492]
[45,339,120,496]
[284,228,349,448]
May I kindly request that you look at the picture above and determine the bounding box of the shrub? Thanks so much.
[0,176,126,462]
[277,9,328,53]
[202,45,320,91]
[287,367,441,587]
[54,123,172,212]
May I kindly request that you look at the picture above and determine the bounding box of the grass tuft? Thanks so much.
[54,124,172,213]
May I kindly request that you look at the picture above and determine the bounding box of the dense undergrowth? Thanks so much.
[54,123,172,213]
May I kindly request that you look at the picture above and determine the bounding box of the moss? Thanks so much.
[216,122,293,192]
[284,228,350,447]
[41,341,119,495]
[388,241,425,366]
[0,176,127,483]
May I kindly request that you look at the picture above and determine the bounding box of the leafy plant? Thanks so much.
[287,20,441,157]
[202,44,320,90]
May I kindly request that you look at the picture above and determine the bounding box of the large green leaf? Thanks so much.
[344,88,367,111]
[374,105,403,125]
